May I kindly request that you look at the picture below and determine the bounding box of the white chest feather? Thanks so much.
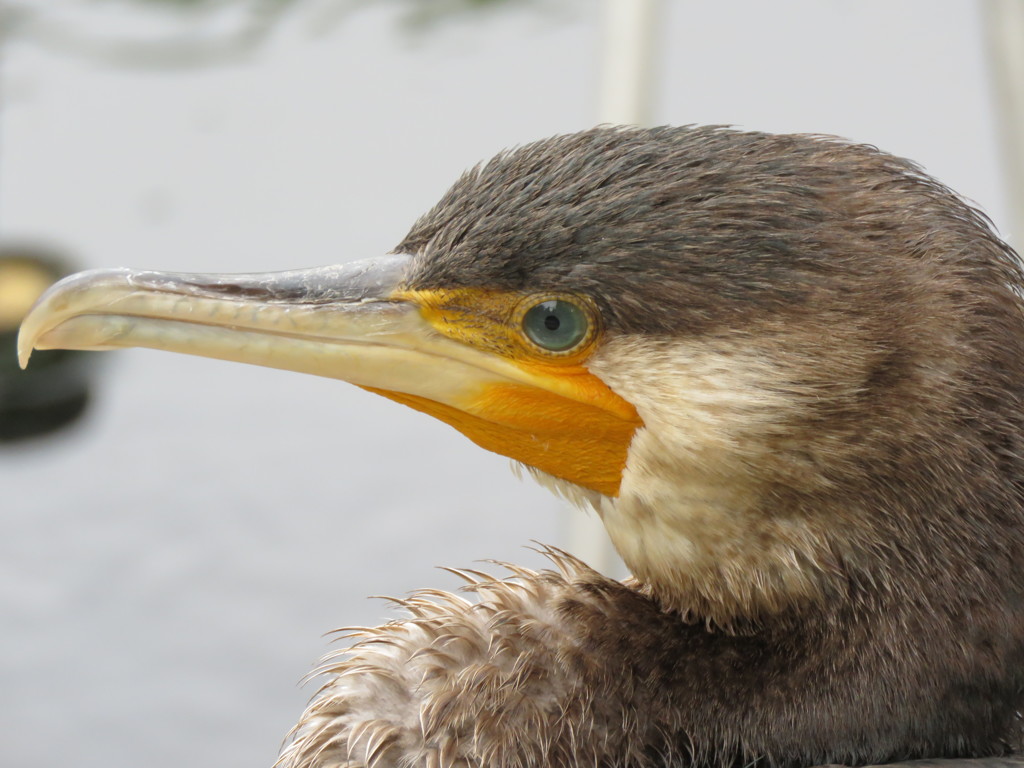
[584,335,831,620]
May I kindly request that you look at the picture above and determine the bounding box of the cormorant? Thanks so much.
[18,126,1024,768]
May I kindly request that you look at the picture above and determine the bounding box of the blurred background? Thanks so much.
[0,1,1019,767]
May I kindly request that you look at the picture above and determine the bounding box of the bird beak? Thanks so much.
[18,256,640,496]
[18,255,527,410]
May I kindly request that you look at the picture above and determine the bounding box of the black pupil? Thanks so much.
[522,298,588,352]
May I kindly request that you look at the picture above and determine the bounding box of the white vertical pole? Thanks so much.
[984,0,1024,252]
[598,0,663,127]
[566,0,664,576]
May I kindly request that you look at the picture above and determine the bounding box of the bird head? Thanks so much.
[20,126,1024,629]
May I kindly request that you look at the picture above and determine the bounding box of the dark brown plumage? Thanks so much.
[290,128,1024,766]
[19,126,1024,768]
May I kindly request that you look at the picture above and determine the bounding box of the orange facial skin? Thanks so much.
[380,288,643,497]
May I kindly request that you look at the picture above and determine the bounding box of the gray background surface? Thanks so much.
[1,2,1011,767]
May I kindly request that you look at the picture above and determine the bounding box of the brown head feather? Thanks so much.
[282,127,1024,765]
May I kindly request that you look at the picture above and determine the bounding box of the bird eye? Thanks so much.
[521,298,590,353]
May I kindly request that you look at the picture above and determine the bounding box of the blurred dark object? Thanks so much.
[0,246,94,441]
